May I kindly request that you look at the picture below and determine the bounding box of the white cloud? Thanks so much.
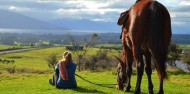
[171,12,190,18]
[9,6,16,10]
[65,1,111,9]
[37,0,60,3]
[8,5,31,12]
[1,0,190,26]
[179,1,190,5]
[90,18,112,22]
[56,8,120,15]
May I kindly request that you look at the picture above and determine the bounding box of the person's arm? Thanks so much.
[55,63,59,74]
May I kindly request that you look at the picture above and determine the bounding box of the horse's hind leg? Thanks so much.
[158,79,164,94]
[152,55,165,94]
[133,48,144,94]
[144,51,154,94]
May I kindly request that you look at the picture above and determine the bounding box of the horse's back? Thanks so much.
[148,0,172,49]
[127,0,153,46]
[127,0,171,48]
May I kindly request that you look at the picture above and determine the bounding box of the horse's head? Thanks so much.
[117,11,128,26]
[115,56,127,90]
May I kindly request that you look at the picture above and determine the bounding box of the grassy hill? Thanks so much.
[0,47,190,94]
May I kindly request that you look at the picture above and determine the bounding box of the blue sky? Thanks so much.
[0,0,190,34]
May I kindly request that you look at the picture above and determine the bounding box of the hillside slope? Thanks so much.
[0,10,66,30]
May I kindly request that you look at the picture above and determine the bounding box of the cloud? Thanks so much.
[0,0,189,31]
[64,1,110,9]
[8,5,31,12]
[179,1,190,5]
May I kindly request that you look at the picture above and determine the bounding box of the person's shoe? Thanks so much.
[49,79,55,86]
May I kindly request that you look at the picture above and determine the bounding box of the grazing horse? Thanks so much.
[116,0,172,94]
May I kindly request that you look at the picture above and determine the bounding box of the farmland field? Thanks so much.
[178,44,190,49]
[0,46,190,94]
[0,45,31,50]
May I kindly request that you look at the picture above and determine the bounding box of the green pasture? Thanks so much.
[0,45,12,50]
[96,44,122,47]
[0,47,190,94]
[0,45,31,50]
[178,44,190,49]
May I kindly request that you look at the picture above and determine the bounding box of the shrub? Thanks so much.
[6,66,16,74]
[46,53,58,70]
[0,59,15,64]
[66,45,83,51]
[167,43,182,67]
[82,49,117,71]
[181,49,190,72]
[181,52,190,65]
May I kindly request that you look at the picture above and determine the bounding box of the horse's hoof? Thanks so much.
[125,89,130,92]
[158,90,164,94]
[134,89,141,94]
[149,90,153,94]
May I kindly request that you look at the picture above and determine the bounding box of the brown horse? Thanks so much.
[116,0,172,94]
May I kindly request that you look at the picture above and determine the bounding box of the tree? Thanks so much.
[67,33,99,72]
[181,50,190,65]
[46,53,58,70]
[83,33,99,55]
[167,42,182,67]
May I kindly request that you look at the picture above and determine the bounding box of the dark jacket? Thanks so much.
[55,61,77,88]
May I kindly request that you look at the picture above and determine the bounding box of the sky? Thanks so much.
[0,0,190,34]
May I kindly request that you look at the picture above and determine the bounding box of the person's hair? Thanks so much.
[63,51,72,63]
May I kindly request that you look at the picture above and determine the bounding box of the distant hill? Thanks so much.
[49,18,120,33]
[0,10,66,30]
[172,34,190,44]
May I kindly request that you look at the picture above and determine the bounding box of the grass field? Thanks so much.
[0,45,31,50]
[0,46,190,94]
[178,44,190,49]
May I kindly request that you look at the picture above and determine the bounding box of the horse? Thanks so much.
[116,0,172,94]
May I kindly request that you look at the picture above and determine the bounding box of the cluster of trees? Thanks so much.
[0,33,121,46]
[0,59,15,64]
[167,42,182,66]
[0,59,16,74]
[44,32,190,72]
[167,41,190,71]
[46,33,119,71]
[82,49,116,71]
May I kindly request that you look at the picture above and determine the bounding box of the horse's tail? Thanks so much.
[148,1,168,80]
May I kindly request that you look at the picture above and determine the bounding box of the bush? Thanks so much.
[6,66,16,74]
[82,49,117,71]
[167,43,182,67]
[0,59,15,64]
[181,52,190,65]
[181,49,190,72]
[66,46,83,51]
[46,53,58,70]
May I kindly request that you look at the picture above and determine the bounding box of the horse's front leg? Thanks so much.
[133,48,144,94]
[125,46,133,92]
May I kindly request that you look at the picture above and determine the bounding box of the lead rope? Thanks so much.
[75,73,116,88]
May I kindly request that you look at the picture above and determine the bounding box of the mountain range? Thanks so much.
[0,9,189,34]
[0,10,121,34]
[0,10,66,30]
[49,18,120,33]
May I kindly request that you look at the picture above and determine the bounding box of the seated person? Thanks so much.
[49,51,77,89]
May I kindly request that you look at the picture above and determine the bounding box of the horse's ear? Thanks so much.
[114,56,123,64]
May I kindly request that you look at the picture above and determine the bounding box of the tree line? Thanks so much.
[45,33,190,72]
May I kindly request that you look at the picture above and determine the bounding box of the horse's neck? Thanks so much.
[136,0,142,3]
[136,0,146,1]
[136,0,150,3]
